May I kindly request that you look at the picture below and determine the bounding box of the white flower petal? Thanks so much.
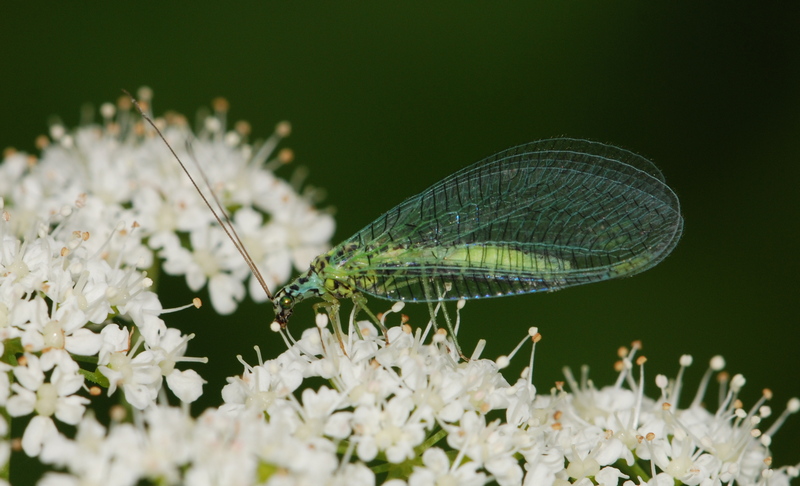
[166,369,205,403]
[21,415,57,457]
[54,395,89,425]
[63,328,103,356]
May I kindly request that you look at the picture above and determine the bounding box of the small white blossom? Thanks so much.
[98,346,162,410]
[409,447,487,486]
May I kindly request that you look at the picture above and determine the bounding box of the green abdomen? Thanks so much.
[323,242,573,302]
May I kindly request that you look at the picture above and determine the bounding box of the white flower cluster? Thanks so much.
[0,90,334,484]
[0,200,205,459]
[0,88,334,314]
[33,313,800,486]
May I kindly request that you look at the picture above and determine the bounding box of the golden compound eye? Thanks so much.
[280,296,293,310]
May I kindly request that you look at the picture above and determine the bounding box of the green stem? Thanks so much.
[420,427,448,450]
[615,457,651,482]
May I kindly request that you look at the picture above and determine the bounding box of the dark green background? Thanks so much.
[2,2,798,481]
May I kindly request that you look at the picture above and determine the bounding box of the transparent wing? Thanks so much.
[334,138,683,302]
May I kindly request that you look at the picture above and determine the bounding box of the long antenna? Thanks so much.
[123,89,274,300]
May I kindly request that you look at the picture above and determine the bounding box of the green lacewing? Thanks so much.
[271,138,683,327]
[129,96,682,337]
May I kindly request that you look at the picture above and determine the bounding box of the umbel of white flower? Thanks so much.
[26,317,800,486]
[0,88,334,315]
[0,89,796,485]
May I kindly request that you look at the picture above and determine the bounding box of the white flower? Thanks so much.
[444,412,523,486]
[291,386,352,439]
[98,345,162,410]
[149,328,207,403]
[409,447,487,486]
[355,394,427,463]
[220,346,307,413]
[7,353,87,422]
[595,466,629,486]
[5,354,88,457]
[171,224,247,315]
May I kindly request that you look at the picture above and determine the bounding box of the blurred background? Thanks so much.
[2,2,798,480]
